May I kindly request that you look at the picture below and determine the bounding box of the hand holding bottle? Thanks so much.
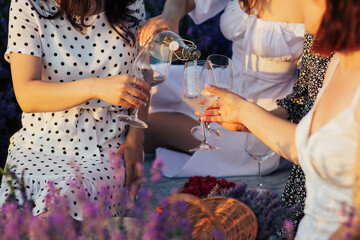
[138,0,196,47]
[138,13,179,47]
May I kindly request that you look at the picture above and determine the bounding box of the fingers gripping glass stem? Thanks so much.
[119,36,172,128]
[118,76,149,128]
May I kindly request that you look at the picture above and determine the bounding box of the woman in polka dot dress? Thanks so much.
[0,0,151,220]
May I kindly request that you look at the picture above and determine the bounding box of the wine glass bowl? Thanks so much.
[244,133,275,192]
[182,60,219,152]
[119,44,172,128]
[191,54,233,141]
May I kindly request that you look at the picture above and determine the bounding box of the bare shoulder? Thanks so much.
[322,53,340,86]
[253,0,304,23]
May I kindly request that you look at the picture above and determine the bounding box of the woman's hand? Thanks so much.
[117,129,144,201]
[138,13,179,47]
[196,85,250,132]
[92,75,151,108]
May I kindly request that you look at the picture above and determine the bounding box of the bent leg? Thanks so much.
[144,112,200,154]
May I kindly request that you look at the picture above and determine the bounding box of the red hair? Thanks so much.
[312,0,360,56]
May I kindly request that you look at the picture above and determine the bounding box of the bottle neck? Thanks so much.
[182,45,201,61]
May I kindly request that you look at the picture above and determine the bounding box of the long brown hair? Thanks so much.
[30,0,140,44]
[312,0,360,56]
[239,0,258,14]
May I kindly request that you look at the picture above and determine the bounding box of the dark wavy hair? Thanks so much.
[312,0,360,56]
[30,0,140,44]
[239,0,258,14]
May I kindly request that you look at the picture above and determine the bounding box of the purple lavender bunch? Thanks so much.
[143,198,192,240]
[214,183,299,240]
[339,202,357,240]
[0,153,194,239]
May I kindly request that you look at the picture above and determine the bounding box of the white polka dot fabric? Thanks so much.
[0,0,145,220]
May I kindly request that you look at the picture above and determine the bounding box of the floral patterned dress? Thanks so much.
[276,33,334,235]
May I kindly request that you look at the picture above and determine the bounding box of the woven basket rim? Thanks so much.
[163,194,258,240]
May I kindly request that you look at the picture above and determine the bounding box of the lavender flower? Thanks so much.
[150,157,163,182]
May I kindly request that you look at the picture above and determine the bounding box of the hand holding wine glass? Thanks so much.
[191,54,233,141]
[196,85,250,132]
[182,60,219,152]
[119,42,172,128]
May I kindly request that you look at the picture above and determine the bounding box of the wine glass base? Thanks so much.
[253,187,267,194]
[189,143,220,152]
[118,115,148,129]
[191,126,221,141]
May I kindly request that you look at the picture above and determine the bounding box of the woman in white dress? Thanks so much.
[201,0,360,237]
[0,0,151,220]
[138,0,304,177]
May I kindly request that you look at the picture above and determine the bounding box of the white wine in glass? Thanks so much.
[191,54,233,141]
[182,60,219,152]
[244,133,275,192]
[118,43,172,128]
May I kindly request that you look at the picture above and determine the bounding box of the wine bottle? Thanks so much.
[147,30,201,61]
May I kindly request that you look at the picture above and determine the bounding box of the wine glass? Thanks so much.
[191,54,233,141]
[182,60,219,152]
[118,44,173,128]
[244,133,275,192]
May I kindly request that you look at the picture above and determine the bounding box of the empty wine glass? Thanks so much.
[191,54,233,141]
[119,43,173,128]
[182,60,219,152]
[244,133,275,192]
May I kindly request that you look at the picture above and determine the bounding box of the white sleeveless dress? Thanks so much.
[295,57,359,239]
[149,0,304,177]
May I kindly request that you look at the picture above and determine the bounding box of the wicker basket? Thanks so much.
[162,194,258,240]
[165,193,226,239]
[203,196,258,240]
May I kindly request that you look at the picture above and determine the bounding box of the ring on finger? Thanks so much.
[217,109,221,115]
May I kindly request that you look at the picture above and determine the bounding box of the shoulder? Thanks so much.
[322,53,340,86]
[9,0,47,20]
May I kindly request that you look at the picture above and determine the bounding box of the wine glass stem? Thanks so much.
[200,113,208,145]
[130,107,140,119]
[205,122,211,132]
[258,161,262,189]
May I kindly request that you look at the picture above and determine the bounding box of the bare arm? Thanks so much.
[240,100,299,164]
[138,0,195,46]
[10,53,150,113]
[161,0,195,22]
[269,106,288,119]
[202,86,299,164]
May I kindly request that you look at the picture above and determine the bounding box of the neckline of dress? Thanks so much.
[306,57,341,143]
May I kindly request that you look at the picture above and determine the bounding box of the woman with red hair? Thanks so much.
[202,0,360,238]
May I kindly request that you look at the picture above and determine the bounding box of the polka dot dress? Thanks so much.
[0,0,145,220]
